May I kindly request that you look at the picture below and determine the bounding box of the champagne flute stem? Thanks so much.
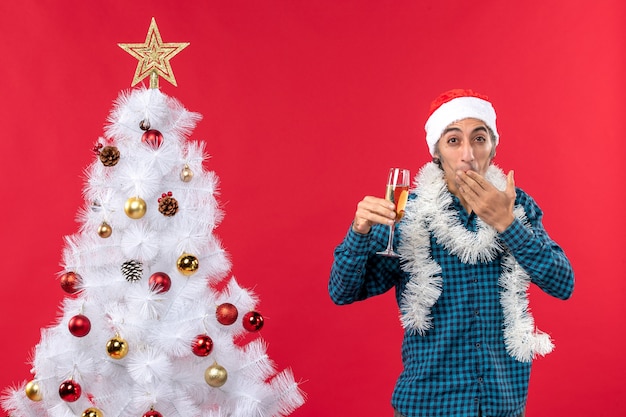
[386,223,395,252]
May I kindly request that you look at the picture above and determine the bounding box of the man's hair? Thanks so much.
[432,126,497,169]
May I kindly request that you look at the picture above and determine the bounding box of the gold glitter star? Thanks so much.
[118,17,189,88]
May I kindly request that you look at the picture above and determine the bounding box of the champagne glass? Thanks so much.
[376,167,411,257]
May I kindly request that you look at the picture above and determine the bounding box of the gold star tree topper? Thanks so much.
[118,17,189,89]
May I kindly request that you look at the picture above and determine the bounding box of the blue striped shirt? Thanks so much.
[329,188,574,417]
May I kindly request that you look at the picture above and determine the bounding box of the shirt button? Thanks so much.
[475,342,481,348]
[474,310,480,316]
[478,377,484,383]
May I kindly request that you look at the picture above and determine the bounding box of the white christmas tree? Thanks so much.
[1,18,304,417]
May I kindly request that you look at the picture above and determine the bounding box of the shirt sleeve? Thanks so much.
[328,224,403,305]
[498,190,575,300]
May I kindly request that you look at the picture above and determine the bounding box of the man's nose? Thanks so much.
[461,141,474,161]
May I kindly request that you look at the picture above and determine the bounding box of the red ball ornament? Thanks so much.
[148,272,171,293]
[216,303,238,326]
[59,379,82,402]
[60,272,81,294]
[141,129,163,148]
[143,409,162,417]
[191,334,213,357]
[68,314,91,337]
[242,311,264,332]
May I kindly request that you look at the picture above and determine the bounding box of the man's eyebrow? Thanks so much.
[442,126,462,136]
[442,125,489,136]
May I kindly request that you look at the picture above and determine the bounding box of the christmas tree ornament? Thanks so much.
[68,314,91,337]
[99,146,120,167]
[58,379,82,402]
[191,334,213,357]
[142,408,163,417]
[180,164,193,182]
[121,260,143,282]
[92,143,103,155]
[204,362,228,388]
[97,221,112,238]
[106,335,129,359]
[139,120,151,131]
[148,272,171,293]
[60,271,81,294]
[216,303,238,326]
[81,408,103,417]
[176,253,199,276]
[141,129,164,148]
[118,17,189,88]
[24,380,42,401]
[158,192,178,216]
[124,196,147,219]
[242,311,264,332]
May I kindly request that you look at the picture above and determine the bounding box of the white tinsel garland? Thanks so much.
[398,162,553,362]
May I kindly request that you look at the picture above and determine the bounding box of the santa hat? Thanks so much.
[424,89,499,156]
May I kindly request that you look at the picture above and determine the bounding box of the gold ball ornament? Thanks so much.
[82,408,104,417]
[25,380,42,401]
[97,222,112,238]
[204,362,228,387]
[124,197,147,219]
[176,253,199,276]
[180,164,194,182]
[106,336,129,359]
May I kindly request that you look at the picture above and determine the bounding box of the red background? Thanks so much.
[1,1,624,416]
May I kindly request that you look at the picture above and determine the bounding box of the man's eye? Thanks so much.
[475,136,486,142]
[447,137,458,143]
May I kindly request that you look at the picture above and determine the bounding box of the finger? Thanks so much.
[360,196,396,216]
[356,197,396,223]
[363,195,395,209]
[354,212,394,229]
[507,170,515,189]
[506,170,516,198]
[456,171,483,198]
[463,170,490,190]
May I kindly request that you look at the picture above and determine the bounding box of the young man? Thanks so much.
[328,89,574,417]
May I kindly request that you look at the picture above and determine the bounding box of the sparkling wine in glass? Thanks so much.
[377,167,411,257]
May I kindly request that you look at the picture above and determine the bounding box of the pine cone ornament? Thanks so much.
[158,192,178,217]
[121,260,143,282]
[99,146,120,167]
